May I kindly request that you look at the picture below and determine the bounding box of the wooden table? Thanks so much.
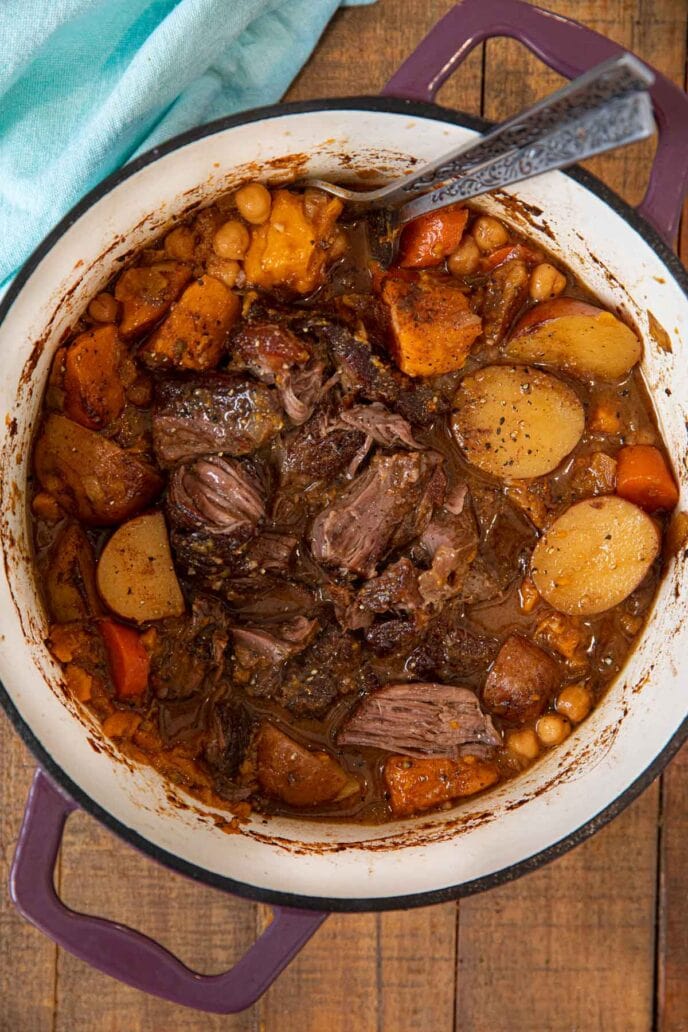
[2,2,687,1028]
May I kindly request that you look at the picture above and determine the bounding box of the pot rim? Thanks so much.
[2,95,688,913]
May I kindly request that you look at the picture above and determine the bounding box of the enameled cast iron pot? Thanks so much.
[3,0,688,1014]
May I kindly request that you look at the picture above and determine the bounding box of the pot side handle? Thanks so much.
[382,0,688,247]
[10,769,326,1014]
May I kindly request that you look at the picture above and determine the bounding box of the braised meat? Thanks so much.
[153,373,283,466]
[337,682,499,757]
[310,451,445,577]
[167,456,265,537]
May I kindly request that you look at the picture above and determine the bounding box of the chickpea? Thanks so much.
[556,683,593,724]
[448,236,480,277]
[206,255,241,288]
[506,728,540,762]
[529,262,566,301]
[213,219,250,260]
[536,713,571,747]
[471,214,509,253]
[87,292,118,323]
[165,225,195,261]
[235,182,272,224]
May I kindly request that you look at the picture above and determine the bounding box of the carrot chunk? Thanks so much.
[99,618,150,699]
[399,205,469,268]
[63,324,125,429]
[616,444,679,512]
[384,754,499,817]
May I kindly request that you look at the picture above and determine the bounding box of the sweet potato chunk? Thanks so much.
[384,754,499,818]
[115,262,192,341]
[256,724,359,807]
[34,413,163,525]
[382,274,482,376]
[63,325,125,429]
[243,189,343,294]
[139,275,239,371]
[45,523,101,622]
[483,634,560,724]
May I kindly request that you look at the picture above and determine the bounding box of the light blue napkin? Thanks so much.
[0,0,373,289]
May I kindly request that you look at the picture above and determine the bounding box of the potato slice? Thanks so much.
[34,413,163,525]
[452,365,584,479]
[506,299,642,380]
[97,512,185,622]
[530,496,660,615]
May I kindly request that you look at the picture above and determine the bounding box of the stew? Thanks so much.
[30,184,678,823]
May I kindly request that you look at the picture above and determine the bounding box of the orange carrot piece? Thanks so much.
[481,242,543,272]
[115,262,192,341]
[399,205,469,268]
[63,324,125,429]
[616,444,679,512]
[99,618,150,699]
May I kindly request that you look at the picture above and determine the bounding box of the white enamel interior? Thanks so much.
[1,107,687,906]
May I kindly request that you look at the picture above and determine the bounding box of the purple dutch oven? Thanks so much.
[3,0,688,1014]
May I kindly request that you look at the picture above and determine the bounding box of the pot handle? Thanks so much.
[10,769,326,1014]
[382,0,688,246]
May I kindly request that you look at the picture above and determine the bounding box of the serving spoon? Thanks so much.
[305,54,655,264]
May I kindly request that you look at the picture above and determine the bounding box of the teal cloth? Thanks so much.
[0,0,373,288]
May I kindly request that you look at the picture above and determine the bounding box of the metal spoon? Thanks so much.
[306,54,655,264]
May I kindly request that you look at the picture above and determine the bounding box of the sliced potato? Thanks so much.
[530,496,660,615]
[452,365,584,479]
[97,512,185,622]
[506,298,642,381]
[34,414,163,525]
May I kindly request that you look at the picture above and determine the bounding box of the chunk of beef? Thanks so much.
[481,258,529,348]
[310,451,445,578]
[332,403,422,450]
[483,634,560,724]
[167,456,265,537]
[204,699,255,791]
[245,626,377,718]
[345,558,423,630]
[277,362,336,425]
[231,616,319,667]
[364,617,423,656]
[281,411,366,479]
[149,595,230,701]
[337,682,499,758]
[228,581,317,624]
[256,724,359,807]
[482,503,538,590]
[322,322,450,427]
[418,507,479,607]
[153,373,283,466]
[407,602,498,680]
[230,321,310,381]
[384,754,499,817]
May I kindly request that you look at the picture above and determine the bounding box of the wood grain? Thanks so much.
[1,3,688,1030]
[457,785,660,1032]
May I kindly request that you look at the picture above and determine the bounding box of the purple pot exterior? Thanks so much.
[382,0,688,245]
[10,769,326,1014]
[9,0,688,1014]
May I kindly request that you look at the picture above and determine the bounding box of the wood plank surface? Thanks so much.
[1,3,687,1030]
